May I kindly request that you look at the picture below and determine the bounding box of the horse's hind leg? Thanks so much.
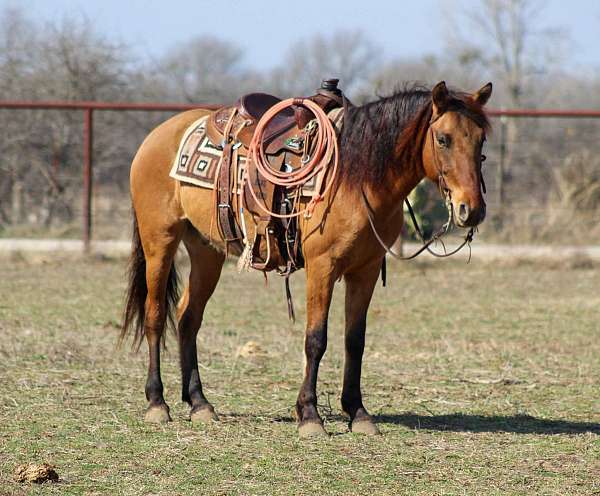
[177,228,225,424]
[141,225,185,423]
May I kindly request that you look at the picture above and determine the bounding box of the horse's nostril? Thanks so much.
[458,203,470,222]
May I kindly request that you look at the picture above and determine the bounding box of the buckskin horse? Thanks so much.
[120,80,492,437]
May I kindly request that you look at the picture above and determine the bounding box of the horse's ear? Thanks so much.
[432,81,450,115]
[473,82,493,106]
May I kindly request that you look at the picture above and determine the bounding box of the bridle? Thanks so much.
[362,110,487,262]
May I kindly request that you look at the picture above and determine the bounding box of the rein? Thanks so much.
[362,113,485,262]
[361,189,475,261]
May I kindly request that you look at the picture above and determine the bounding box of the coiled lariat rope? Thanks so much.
[242,98,339,219]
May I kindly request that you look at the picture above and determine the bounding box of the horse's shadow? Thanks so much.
[373,412,600,435]
[226,412,600,435]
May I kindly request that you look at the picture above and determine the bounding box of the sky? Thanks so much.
[5,0,600,71]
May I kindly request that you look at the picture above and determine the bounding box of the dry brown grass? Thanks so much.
[0,255,599,495]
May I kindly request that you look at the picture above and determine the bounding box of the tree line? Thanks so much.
[0,2,598,242]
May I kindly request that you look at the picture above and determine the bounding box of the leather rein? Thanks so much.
[362,113,487,262]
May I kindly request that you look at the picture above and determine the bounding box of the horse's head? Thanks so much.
[422,81,492,228]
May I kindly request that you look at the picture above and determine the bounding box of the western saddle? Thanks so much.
[205,79,348,279]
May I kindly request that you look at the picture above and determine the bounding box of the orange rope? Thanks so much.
[242,98,339,219]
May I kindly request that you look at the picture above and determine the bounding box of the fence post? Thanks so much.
[497,113,507,211]
[83,108,93,252]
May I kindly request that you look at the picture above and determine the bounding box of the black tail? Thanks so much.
[119,214,179,350]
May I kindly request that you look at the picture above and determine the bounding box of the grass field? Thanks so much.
[0,253,599,495]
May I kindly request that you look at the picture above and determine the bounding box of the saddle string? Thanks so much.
[285,273,295,323]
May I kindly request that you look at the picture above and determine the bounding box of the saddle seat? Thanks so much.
[239,93,287,121]
[207,92,298,150]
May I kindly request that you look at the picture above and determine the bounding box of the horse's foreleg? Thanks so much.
[177,233,224,424]
[341,260,381,435]
[296,258,335,437]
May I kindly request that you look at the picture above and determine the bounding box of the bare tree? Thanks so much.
[0,8,39,225]
[155,36,261,104]
[443,0,570,218]
[268,30,381,98]
[0,9,139,232]
[369,54,485,98]
[445,0,569,107]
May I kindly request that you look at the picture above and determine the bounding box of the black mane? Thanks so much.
[339,87,431,188]
[339,85,490,188]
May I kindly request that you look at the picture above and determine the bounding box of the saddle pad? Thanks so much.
[169,116,234,189]
[169,108,345,196]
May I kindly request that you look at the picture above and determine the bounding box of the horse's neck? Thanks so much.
[361,108,430,218]
[362,151,425,221]
[323,114,429,246]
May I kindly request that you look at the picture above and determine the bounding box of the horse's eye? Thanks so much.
[437,134,450,148]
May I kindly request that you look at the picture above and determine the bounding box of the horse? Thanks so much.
[120,80,492,437]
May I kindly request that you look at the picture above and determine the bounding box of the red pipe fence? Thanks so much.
[1,100,599,251]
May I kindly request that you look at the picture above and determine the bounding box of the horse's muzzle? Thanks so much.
[454,202,486,228]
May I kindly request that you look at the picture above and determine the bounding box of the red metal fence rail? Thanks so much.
[1,100,600,251]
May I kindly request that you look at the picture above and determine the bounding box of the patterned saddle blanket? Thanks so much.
[169,109,344,197]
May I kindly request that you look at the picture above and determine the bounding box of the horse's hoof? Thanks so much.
[298,421,328,438]
[351,418,381,435]
[144,404,171,424]
[190,405,219,424]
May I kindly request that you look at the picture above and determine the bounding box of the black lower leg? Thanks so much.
[180,340,211,409]
[179,312,211,410]
[296,322,327,423]
[145,334,166,407]
[341,316,370,420]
